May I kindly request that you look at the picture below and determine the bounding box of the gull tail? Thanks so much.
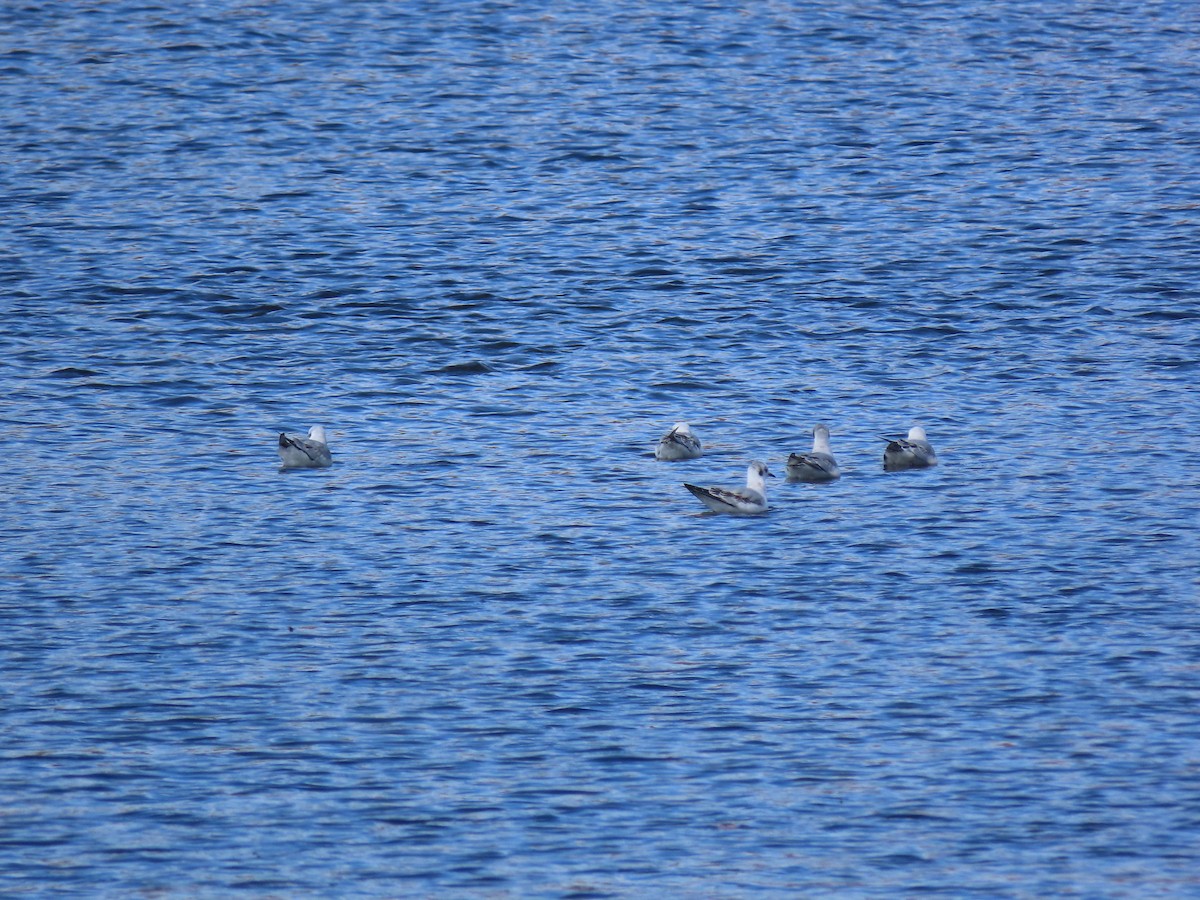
[684,483,736,512]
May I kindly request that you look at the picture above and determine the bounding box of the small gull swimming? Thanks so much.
[684,460,774,515]
[278,425,332,469]
[882,425,937,471]
[655,422,703,461]
[786,423,840,483]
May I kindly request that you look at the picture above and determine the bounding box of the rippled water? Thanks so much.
[3,1,1200,896]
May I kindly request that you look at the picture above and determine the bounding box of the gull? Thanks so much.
[684,461,774,515]
[655,422,703,461]
[278,425,332,469]
[786,423,840,482]
[882,425,937,471]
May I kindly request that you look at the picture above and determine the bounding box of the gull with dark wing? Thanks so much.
[684,460,774,515]
[882,425,937,471]
[278,425,333,469]
[654,421,703,461]
[786,423,840,483]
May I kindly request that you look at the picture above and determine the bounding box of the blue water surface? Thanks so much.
[3,1,1200,896]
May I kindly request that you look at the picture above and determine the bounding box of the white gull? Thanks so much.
[684,460,774,515]
[278,425,332,469]
[786,423,840,483]
[654,421,703,461]
[882,425,937,471]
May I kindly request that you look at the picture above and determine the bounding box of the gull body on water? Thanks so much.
[684,461,774,515]
[278,425,333,469]
[786,423,840,482]
[882,426,937,471]
[655,422,703,461]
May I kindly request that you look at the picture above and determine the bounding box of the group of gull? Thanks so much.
[277,421,936,517]
[657,421,938,515]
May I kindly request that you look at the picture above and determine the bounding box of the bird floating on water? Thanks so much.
[278,425,332,469]
[882,426,937,471]
[684,460,774,515]
[655,421,703,461]
[786,423,840,483]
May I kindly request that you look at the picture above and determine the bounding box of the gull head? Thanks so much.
[308,425,328,444]
[908,425,927,441]
[813,423,832,450]
[749,460,775,480]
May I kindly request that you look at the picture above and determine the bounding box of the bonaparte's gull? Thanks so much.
[684,461,774,514]
[786,423,840,482]
[278,425,332,469]
[882,425,937,471]
[655,422,703,461]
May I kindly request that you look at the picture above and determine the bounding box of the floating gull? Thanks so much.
[882,425,937,471]
[786,423,840,483]
[684,460,774,515]
[655,421,703,461]
[278,425,332,469]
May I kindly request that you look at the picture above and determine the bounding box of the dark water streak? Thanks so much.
[3,1,1200,896]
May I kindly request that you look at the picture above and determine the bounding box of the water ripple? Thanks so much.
[2,1,1199,896]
